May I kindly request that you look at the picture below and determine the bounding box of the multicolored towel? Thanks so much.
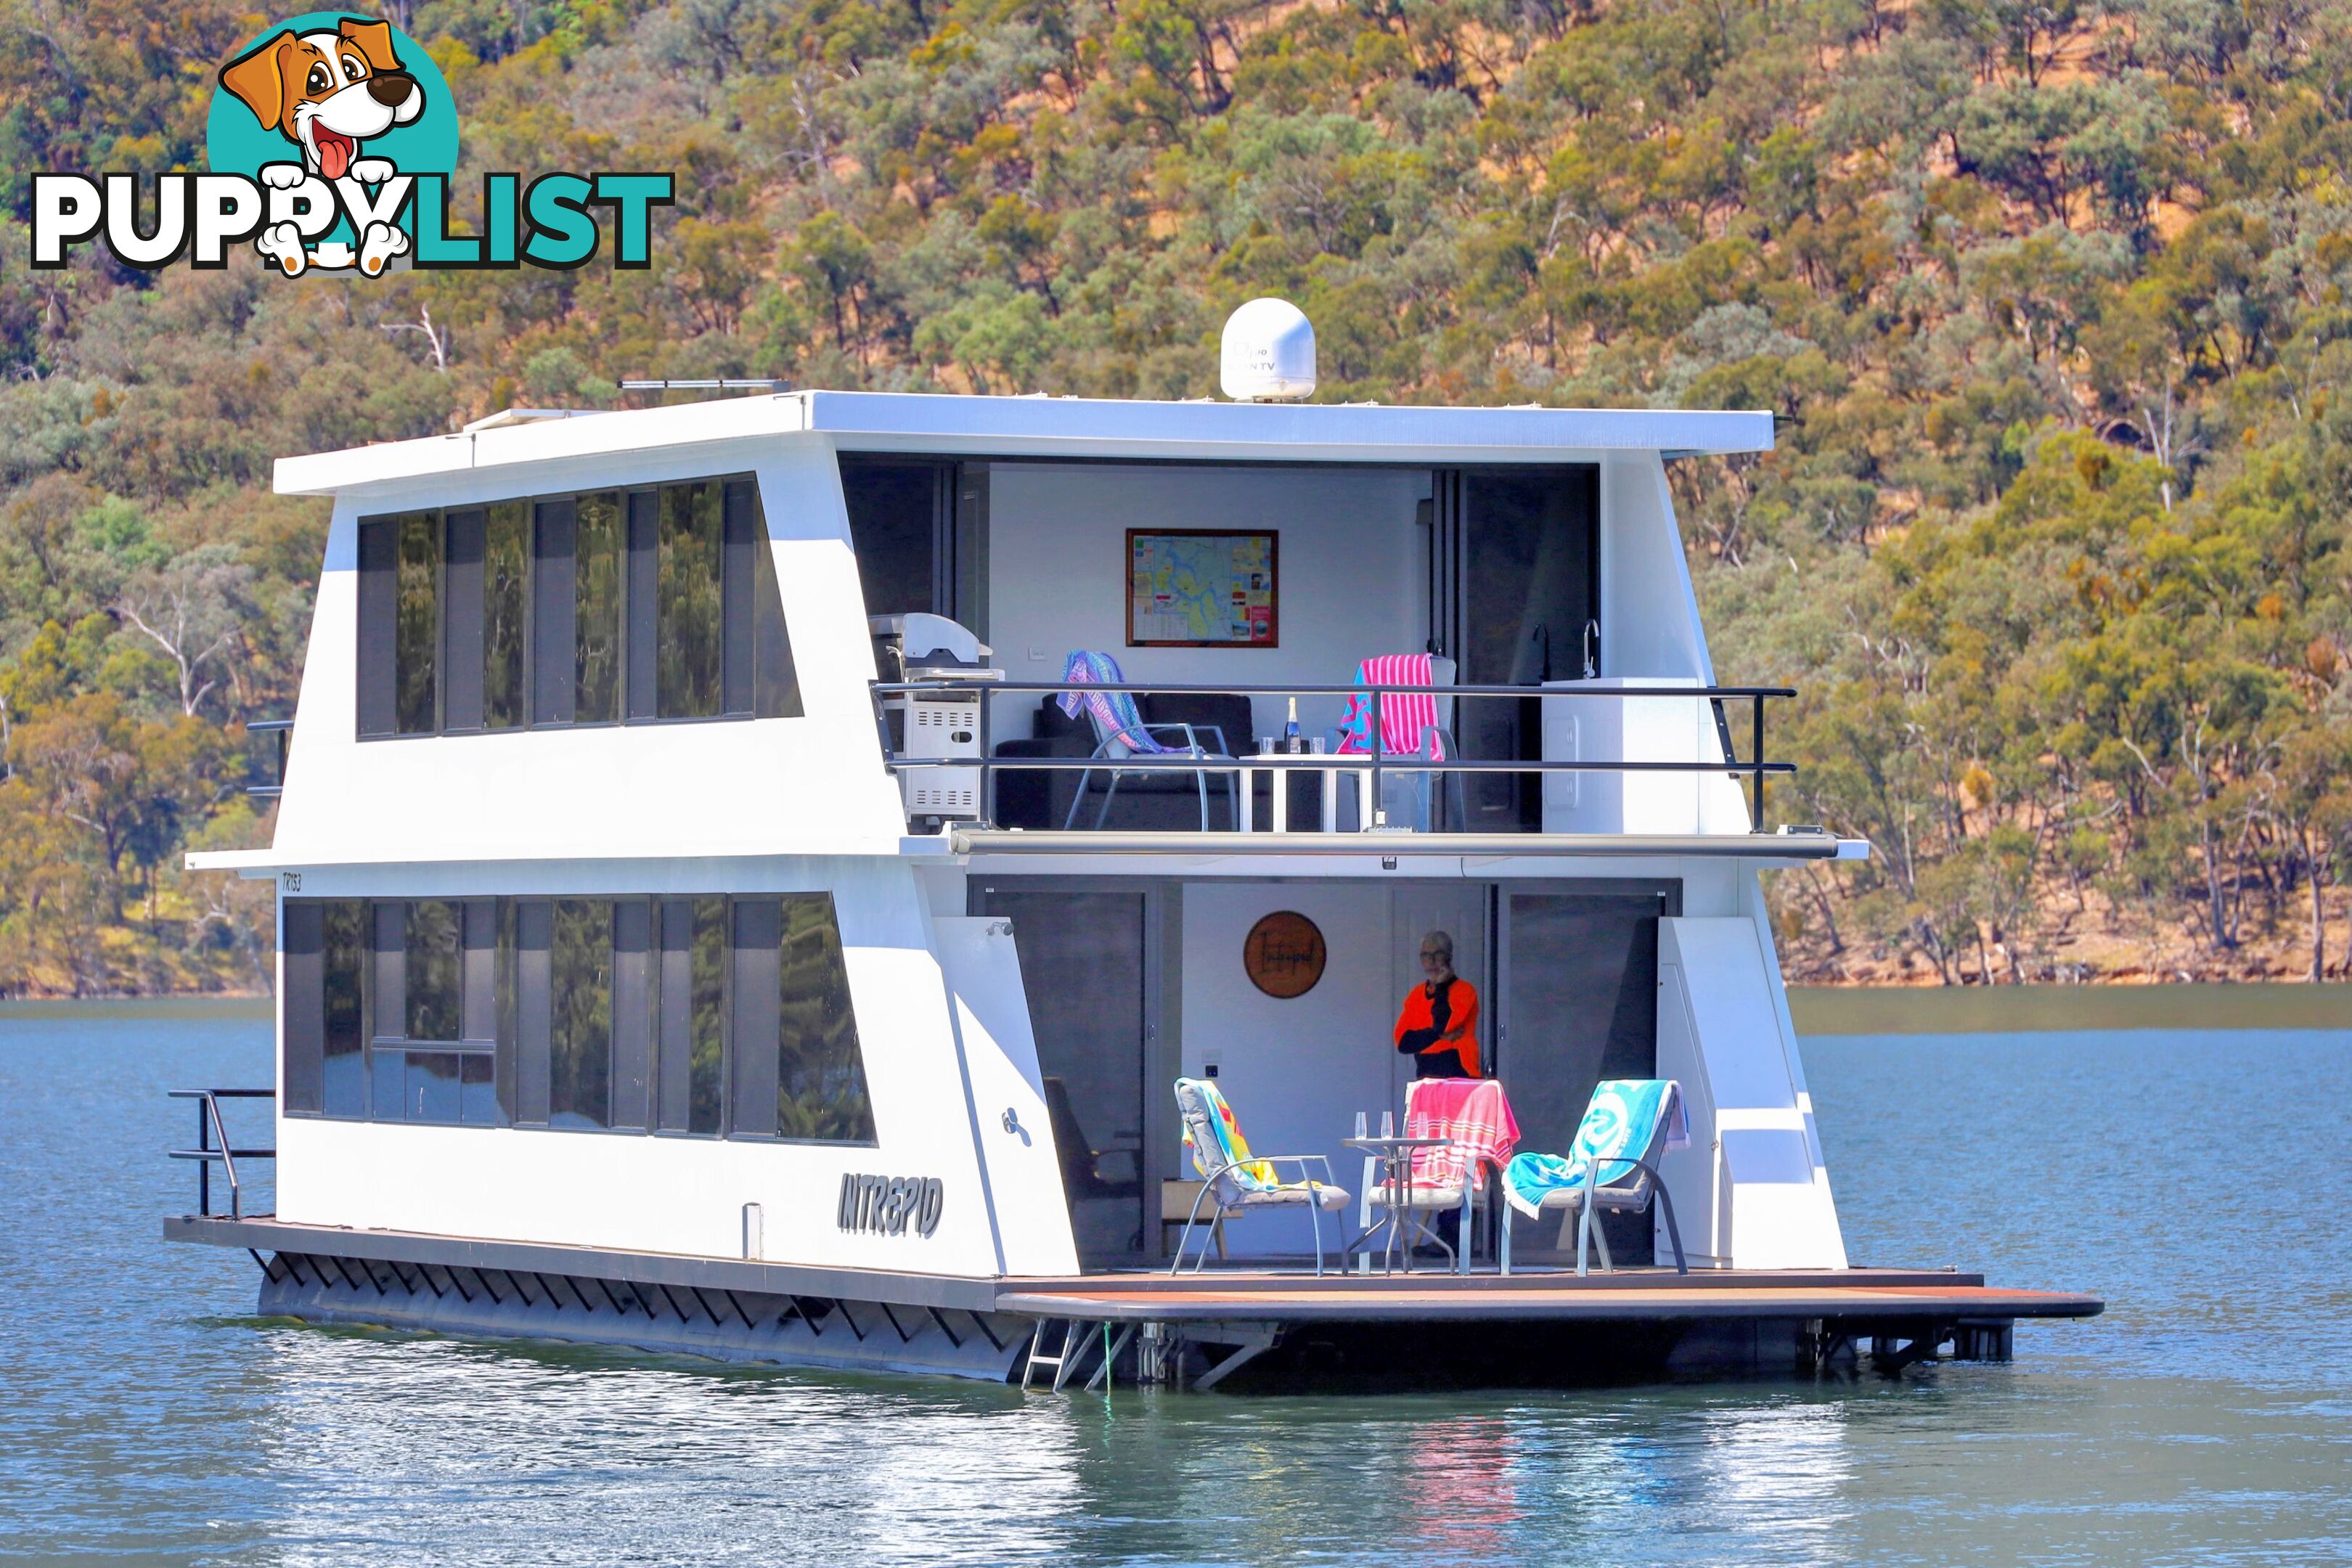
[1334,653,1447,761]
[1055,650,1178,754]
[1175,1077,1278,1191]
[1397,1077,1520,1194]
[1502,1079,1689,1219]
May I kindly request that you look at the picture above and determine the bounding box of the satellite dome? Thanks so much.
[1220,298,1317,401]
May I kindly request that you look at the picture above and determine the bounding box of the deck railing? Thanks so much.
[168,1088,276,1219]
[872,678,1798,834]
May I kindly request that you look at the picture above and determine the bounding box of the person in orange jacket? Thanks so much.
[1395,930,1480,1079]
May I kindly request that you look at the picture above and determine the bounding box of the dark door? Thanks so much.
[1500,886,1666,1263]
[973,888,1148,1268]
[1457,467,1599,830]
[839,456,989,633]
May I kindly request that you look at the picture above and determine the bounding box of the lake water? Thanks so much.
[2,1013,2347,1566]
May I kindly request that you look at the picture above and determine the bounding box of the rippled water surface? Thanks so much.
[3,1013,2348,1565]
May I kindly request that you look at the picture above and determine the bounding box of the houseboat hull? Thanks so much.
[172,1215,2099,1391]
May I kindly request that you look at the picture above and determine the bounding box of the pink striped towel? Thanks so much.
[1334,653,1448,761]
[1396,1077,1521,1196]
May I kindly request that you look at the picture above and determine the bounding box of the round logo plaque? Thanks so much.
[1244,911,1327,999]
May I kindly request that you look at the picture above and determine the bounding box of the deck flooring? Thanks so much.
[171,1217,2102,1328]
[995,1268,2102,1323]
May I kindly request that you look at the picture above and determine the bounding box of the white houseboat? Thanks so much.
[172,353,2099,1390]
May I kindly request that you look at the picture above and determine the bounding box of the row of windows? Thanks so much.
[357,477,804,739]
[280,894,875,1144]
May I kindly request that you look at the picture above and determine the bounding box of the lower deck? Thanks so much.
[169,1215,2100,1392]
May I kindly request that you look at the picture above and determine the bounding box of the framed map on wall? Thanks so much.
[1126,530,1279,648]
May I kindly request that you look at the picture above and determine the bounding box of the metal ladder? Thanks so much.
[1021,1318,1084,1391]
[1021,1320,1137,1392]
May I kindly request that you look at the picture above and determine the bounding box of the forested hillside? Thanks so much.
[5,0,2352,992]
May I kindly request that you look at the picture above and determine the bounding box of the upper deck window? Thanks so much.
[356,476,802,740]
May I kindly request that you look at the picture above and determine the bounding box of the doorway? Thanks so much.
[839,455,989,634]
[971,883,1156,1269]
[1442,467,1600,830]
[1498,881,1674,1264]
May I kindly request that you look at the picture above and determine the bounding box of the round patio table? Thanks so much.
[1340,1134,1455,1273]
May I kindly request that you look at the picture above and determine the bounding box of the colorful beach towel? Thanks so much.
[1502,1079,1689,1219]
[1334,653,1448,761]
[1055,650,1177,754]
[1399,1077,1521,1194]
[1175,1077,1278,1192]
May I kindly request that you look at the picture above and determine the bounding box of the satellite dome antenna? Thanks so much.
[1220,299,1317,401]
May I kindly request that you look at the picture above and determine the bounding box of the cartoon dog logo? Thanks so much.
[218,17,421,276]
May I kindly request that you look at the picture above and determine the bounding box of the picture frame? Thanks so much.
[1126,528,1279,648]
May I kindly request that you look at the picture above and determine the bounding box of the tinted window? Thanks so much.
[531,499,576,725]
[749,491,803,719]
[778,894,875,1143]
[395,511,438,734]
[483,501,528,729]
[461,1053,498,1125]
[576,492,624,724]
[406,899,462,1042]
[658,483,724,718]
[406,1051,463,1124]
[322,899,367,1116]
[550,898,612,1129]
[359,475,795,739]
[356,520,398,738]
[658,896,727,1137]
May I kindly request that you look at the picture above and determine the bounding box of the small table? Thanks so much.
[1341,1134,1454,1273]
[1236,756,1376,833]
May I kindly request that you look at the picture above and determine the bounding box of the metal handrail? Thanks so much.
[168,1088,275,1219]
[873,677,1797,832]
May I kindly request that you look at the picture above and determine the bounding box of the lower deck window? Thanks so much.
[550,899,613,1129]
[281,893,875,1144]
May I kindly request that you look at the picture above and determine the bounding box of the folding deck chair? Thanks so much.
[1333,653,1461,831]
[1500,1078,1691,1275]
[1058,651,1241,830]
[1358,1077,1519,1273]
[1169,1078,1349,1275]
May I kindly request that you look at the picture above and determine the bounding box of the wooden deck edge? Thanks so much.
[993,1288,2105,1323]
[995,1266,1990,1296]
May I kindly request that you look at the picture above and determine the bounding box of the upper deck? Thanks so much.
[197,390,1863,876]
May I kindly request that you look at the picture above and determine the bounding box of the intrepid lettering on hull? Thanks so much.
[838,1174,944,1238]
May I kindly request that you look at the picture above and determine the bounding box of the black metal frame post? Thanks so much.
[1752,695,1767,830]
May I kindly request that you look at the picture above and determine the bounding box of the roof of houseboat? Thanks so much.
[273,391,1775,497]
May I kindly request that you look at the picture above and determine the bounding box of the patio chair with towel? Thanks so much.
[1333,653,1460,830]
[1058,651,1241,831]
[1360,1076,1519,1272]
[1170,1077,1349,1275]
[1500,1078,1691,1276]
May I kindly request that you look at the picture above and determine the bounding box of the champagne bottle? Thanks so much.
[1284,697,1303,754]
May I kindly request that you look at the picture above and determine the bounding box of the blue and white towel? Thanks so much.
[1503,1079,1687,1219]
[1055,650,1178,754]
